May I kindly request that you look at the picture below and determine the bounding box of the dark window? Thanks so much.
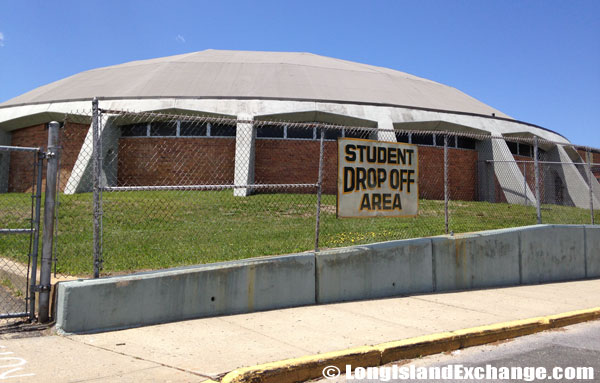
[412,133,434,146]
[180,121,207,136]
[320,127,343,140]
[150,121,177,136]
[457,136,477,150]
[121,123,148,137]
[344,128,369,139]
[211,122,236,137]
[287,126,314,139]
[257,124,284,138]
[507,141,519,155]
[395,131,410,143]
[519,143,533,157]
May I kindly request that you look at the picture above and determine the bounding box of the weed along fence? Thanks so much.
[1,99,600,326]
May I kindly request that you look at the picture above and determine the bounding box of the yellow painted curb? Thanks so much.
[220,307,600,383]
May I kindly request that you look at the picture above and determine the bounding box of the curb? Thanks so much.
[220,307,600,383]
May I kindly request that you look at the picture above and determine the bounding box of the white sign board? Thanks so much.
[337,138,418,218]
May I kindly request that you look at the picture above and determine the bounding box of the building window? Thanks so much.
[150,121,177,136]
[121,123,149,137]
[257,124,285,138]
[411,133,434,146]
[180,121,208,136]
[287,126,314,139]
[210,122,236,137]
[507,141,533,157]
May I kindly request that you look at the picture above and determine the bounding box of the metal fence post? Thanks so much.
[314,128,325,251]
[38,121,60,323]
[444,134,449,234]
[28,150,44,320]
[588,149,595,225]
[534,136,542,224]
[523,162,528,206]
[92,98,101,278]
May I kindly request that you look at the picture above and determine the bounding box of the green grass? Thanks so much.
[1,191,598,276]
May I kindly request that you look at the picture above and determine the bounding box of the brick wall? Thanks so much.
[7,122,89,192]
[255,140,479,200]
[117,137,236,186]
[8,124,47,192]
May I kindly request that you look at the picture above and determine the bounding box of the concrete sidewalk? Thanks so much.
[1,279,599,382]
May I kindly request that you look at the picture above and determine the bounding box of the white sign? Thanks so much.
[337,138,418,217]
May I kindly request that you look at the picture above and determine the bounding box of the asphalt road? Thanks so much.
[319,319,600,383]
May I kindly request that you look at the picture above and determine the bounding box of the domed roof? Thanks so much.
[0,49,510,118]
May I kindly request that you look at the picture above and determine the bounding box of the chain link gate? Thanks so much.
[0,145,43,323]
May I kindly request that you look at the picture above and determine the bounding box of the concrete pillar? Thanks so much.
[0,129,11,193]
[546,145,600,209]
[376,119,396,142]
[233,114,255,197]
[476,137,536,205]
[64,115,118,194]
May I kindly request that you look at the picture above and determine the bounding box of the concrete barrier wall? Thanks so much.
[316,238,433,303]
[586,225,600,278]
[56,253,315,333]
[56,224,599,334]
[431,228,521,292]
[520,225,586,284]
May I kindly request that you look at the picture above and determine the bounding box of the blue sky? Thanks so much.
[1,0,598,146]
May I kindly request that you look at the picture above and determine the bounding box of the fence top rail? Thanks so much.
[0,145,40,153]
[102,183,319,192]
[485,160,600,166]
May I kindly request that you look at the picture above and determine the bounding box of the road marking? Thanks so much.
[0,346,34,380]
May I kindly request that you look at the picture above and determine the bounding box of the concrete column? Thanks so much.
[476,137,536,205]
[233,114,255,197]
[376,119,396,142]
[546,145,600,209]
[64,115,118,194]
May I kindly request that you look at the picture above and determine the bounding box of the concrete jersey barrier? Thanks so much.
[55,224,599,333]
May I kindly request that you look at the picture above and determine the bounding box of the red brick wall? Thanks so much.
[8,124,47,192]
[255,140,479,200]
[7,122,89,192]
[418,146,478,201]
[117,137,236,186]
[255,140,337,194]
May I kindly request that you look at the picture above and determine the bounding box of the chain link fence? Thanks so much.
[32,106,598,278]
[0,145,43,321]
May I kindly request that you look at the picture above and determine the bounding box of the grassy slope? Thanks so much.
[1,191,598,276]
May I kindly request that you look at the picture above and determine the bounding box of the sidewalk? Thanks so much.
[1,279,599,382]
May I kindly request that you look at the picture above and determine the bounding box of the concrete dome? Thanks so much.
[0,49,509,119]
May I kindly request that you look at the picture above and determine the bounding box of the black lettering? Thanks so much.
[388,147,397,164]
[360,194,371,210]
[343,167,355,193]
[377,147,387,164]
[345,144,356,162]
[390,169,399,189]
[382,193,392,210]
[366,146,377,163]
[405,149,414,166]
[407,169,415,193]
[367,168,377,189]
[358,145,366,162]
[377,168,387,188]
[398,149,407,166]
[372,193,382,210]
[392,193,402,210]
[356,167,367,191]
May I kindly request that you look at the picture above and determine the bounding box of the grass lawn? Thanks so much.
[1,190,598,276]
